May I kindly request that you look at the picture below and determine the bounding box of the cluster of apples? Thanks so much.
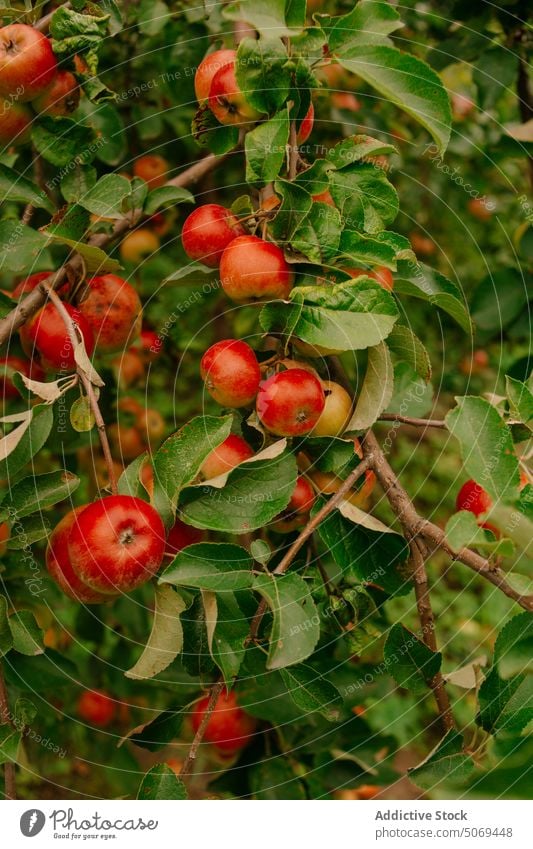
[0,23,80,147]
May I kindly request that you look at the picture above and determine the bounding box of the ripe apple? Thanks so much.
[0,97,32,146]
[208,60,262,125]
[133,154,169,189]
[0,521,9,556]
[108,422,145,461]
[33,70,79,117]
[130,326,161,362]
[273,474,316,532]
[312,189,335,207]
[13,270,57,298]
[119,228,160,264]
[191,690,256,752]
[77,690,116,727]
[165,518,205,558]
[410,231,435,257]
[181,204,244,268]
[195,48,236,102]
[220,235,294,301]
[346,266,394,291]
[455,479,492,517]
[46,508,112,603]
[297,102,314,144]
[200,434,254,479]
[201,339,261,408]
[20,302,95,372]
[79,274,142,354]
[68,495,166,594]
[111,350,145,388]
[312,380,352,437]
[256,368,325,436]
[467,197,494,221]
[0,24,57,101]
[459,349,489,376]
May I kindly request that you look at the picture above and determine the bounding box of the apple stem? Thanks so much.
[0,661,16,799]
[44,286,119,496]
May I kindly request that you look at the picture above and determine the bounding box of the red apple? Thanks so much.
[13,270,57,298]
[208,60,261,125]
[201,339,260,408]
[312,189,335,207]
[468,197,494,221]
[273,474,316,532]
[220,235,294,301]
[0,521,9,555]
[68,495,166,594]
[456,479,492,517]
[297,102,314,144]
[0,24,57,101]
[33,70,79,117]
[256,369,325,436]
[133,154,169,189]
[199,434,254,479]
[195,48,236,102]
[181,204,244,268]
[165,518,205,558]
[20,302,95,372]
[111,349,145,388]
[346,266,394,291]
[130,327,161,362]
[79,274,142,354]
[0,97,32,146]
[410,231,435,257]
[46,508,112,603]
[77,690,116,727]
[191,690,256,752]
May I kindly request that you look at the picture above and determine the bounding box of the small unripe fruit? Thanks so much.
[191,690,256,752]
[68,495,166,594]
[455,479,492,517]
[20,302,94,372]
[220,235,294,301]
[119,228,160,264]
[195,48,236,102]
[208,61,262,125]
[201,339,261,408]
[200,434,254,479]
[79,274,142,354]
[0,25,57,101]
[0,97,32,146]
[257,368,325,437]
[33,70,79,117]
[181,204,244,268]
[312,380,352,437]
[46,508,112,604]
[77,690,116,727]
[133,154,169,189]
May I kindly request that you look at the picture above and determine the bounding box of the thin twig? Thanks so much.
[45,287,118,495]
[288,121,298,181]
[179,680,225,779]
[378,414,446,429]
[0,662,16,800]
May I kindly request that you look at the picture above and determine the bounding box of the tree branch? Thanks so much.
[378,414,446,429]
[0,662,16,800]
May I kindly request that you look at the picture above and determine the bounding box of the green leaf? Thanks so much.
[160,543,253,591]
[50,6,110,54]
[9,610,44,656]
[253,572,320,669]
[144,186,194,215]
[506,376,533,430]
[322,1,403,54]
[0,471,79,522]
[446,396,520,503]
[473,47,518,111]
[329,163,399,233]
[251,539,272,566]
[385,362,434,418]
[471,269,528,333]
[125,586,186,680]
[181,595,216,678]
[32,117,98,167]
[408,730,474,791]
[445,511,514,558]
[250,757,307,799]
[338,230,397,268]
[237,37,289,115]
[0,596,13,657]
[78,174,131,219]
[152,415,233,524]
[0,405,54,481]
[0,222,49,275]
[245,109,289,184]
[203,590,249,683]
[336,47,451,153]
[326,134,398,169]
[182,451,297,534]
[261,278,398,352]
[0,164,53,213]
[316,501,410,596]
[347,341,394,430]
[395,260,472,334]
[60,165,97,202]
[69,396,95,432]
[84,102,126,166]
[0,725,21,766]
[270,179,313,244]
[117,454,149,499]
[493,613,533,680]
[137,0,170,36]
[280,665,342,721]
[224,0,306,38]
[7,514,51,549]
[478,668,533,735]
[386,324,432,382]
[384,623,442,694]
[125,708,184,752]
[44,234,121,273]
[137,764,188,800]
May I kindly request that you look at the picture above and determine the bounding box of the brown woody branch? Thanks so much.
[378,414,446,429]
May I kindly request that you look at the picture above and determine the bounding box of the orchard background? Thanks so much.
[0,0,531,802]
